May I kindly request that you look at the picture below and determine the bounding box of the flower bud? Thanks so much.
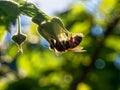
[12,33,26,53]
[37,17,69,42]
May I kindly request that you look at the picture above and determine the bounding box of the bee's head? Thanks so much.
[71,34,83,46]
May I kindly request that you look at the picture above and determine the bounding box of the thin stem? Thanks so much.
[17,16,21,34]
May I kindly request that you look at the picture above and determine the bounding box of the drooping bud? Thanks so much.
[37,17,69,42]
[12,33,26,53]
[12,16,26,53]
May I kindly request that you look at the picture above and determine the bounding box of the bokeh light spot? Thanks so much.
[77,82,91,90]
[95,59,106,69]
[91,25,103,36]
[114,54,120,70]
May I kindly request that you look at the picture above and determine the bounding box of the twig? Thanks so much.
[70,14,120,90]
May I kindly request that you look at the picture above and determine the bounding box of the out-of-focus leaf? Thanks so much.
[0,26,6,44]
[70,20,91,34]
[7,44,18,59]
[6,77,61,90]
[99,47,116,62]
[70,4,85,20]
[17,50,61,77]
[27,23,40,44]
[58,4,91,30]
[6,78,39,90]
[105,36,120,51]
[77,82,91,90]
[99,0,117,14]
[29,23,38,35]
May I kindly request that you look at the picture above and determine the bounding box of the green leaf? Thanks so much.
[0,1,20,31]
[20,2,50,23]
[19,2,38,17]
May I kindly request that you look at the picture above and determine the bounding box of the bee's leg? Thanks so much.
[54,41,66,52]
[49,39,56,51]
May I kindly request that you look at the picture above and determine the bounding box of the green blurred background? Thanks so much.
[0,0,120,90]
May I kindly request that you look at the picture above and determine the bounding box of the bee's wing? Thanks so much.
[68,47,86,52]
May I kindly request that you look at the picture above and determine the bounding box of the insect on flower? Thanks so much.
[49,33,85,53]
[32,16,85,54]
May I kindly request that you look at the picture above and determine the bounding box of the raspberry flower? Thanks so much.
[32,16,85,53]
[20,2,85,54]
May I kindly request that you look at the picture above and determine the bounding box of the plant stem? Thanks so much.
[17,16,21,34]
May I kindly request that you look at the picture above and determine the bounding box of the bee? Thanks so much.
[49,34,84,53]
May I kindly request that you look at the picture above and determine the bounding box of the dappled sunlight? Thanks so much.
[0,0,120,90]
[77,82,91,90]
[99,0,117,14]
[105,36,120,51]
[0,26,7,45]
[17,50,62,77]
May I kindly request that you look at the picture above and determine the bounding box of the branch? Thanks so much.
[70,13,120,90]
